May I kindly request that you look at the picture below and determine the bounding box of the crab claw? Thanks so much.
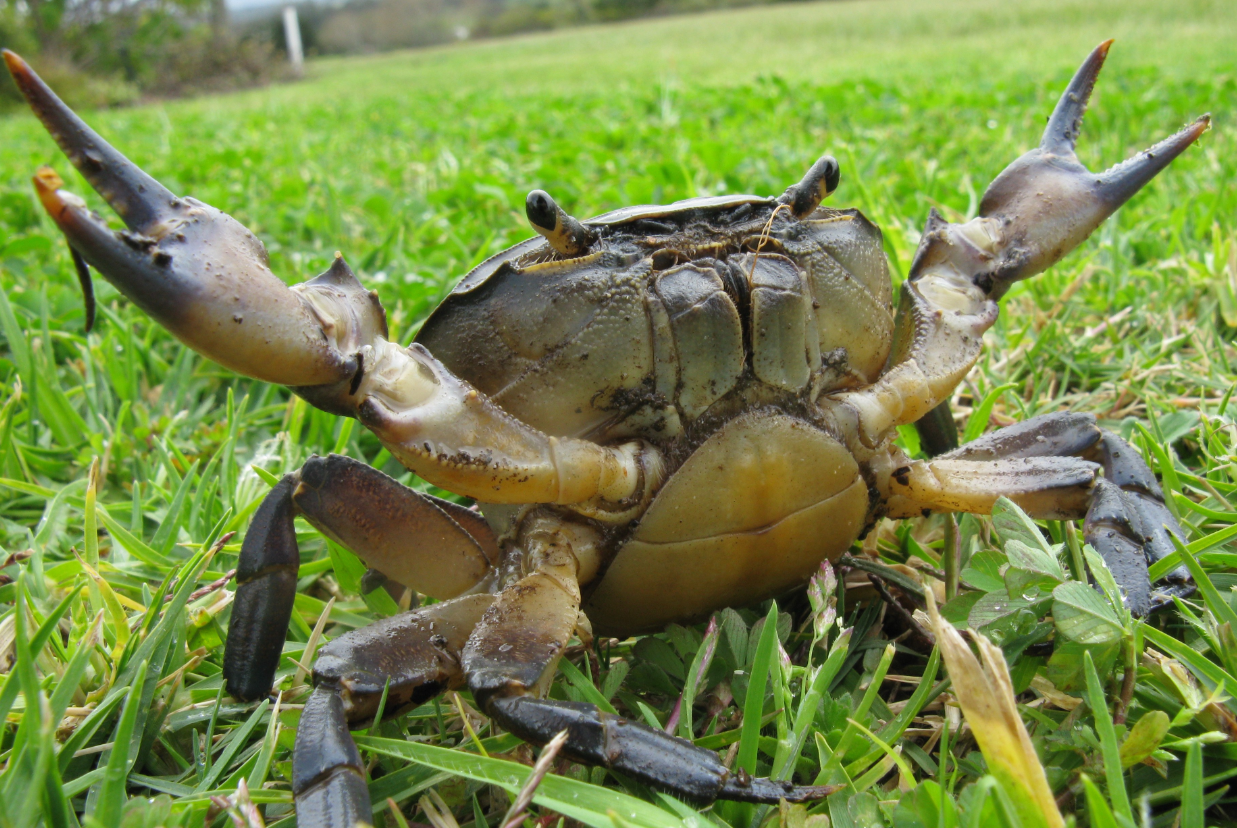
[3,50,385,388]
[911,41,1209,297]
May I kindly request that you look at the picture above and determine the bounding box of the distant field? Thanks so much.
[1,0,1236,824]
[3,0,1233,327]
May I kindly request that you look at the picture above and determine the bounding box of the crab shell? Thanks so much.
[418,194,891,634]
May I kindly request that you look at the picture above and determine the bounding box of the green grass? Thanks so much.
[1,0,1236,825]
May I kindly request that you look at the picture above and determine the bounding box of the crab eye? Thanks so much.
[525,190,557,231]
[779,154,841,219]
[822,157,841,195]
[525,189,595,257]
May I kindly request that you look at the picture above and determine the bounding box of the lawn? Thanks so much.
[1,0,1236,825]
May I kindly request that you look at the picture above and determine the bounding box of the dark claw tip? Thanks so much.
[1041,39,1114,156]
[2,50,37,95]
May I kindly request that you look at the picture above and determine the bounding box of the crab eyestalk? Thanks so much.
[3,49,386,388]
[778,154,841,218]
[526,189,595,256]
[908,40,1210,297]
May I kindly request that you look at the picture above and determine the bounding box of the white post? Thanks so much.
[282,6,304,75]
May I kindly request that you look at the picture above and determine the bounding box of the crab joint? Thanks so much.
[354,341,663,511]
[526,190,595,256]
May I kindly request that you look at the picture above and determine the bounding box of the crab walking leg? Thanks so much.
[462,515,834,804]
[883,412,1190,614]
[224,454,499,701]
[826,41,1208,448]
[293,595,495,828]
[294,688,373,828]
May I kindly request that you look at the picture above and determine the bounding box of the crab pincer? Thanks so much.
[910,40,1210,297]
[3,49,386,389]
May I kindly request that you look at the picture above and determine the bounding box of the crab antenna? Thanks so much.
[3,50,177,231]
[525,190,594,256]
[778,154,840,218]
[1040,39,1111,157]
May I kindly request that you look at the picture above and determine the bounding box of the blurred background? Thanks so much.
[0,0,819,108]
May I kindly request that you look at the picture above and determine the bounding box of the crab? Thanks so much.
[2,42,1210,827]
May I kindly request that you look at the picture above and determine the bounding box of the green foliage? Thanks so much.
[0,0,1235,825]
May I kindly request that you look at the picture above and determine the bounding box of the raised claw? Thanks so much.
[976,40,1210,295]
[908,41,1209,297]
[4,50,176,229]
[4,50,386,388]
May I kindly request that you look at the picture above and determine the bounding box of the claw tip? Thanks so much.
[2,48,27,78]
[33,166,64,194]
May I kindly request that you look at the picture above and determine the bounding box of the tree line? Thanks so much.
[2,0,803,109]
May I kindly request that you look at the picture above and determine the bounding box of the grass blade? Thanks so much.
[195,700,270,793]
[1082,651,1131,822]
[1181,741,1204,828]
[354,736,684,828]
[738,602,779,776]
[90,659,149,827]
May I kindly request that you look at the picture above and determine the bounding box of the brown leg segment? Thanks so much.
[461,515,833,804]
[224,454,498,702]
[293,687,373,828]
[225,474,301,702]
[1083,431,1193,612]
[312,594,495,724]
[294,594,495,828]
[886,412,1191,615]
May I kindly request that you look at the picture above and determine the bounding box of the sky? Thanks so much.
[227,0,287,10]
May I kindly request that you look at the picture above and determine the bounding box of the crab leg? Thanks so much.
[225,454,499,701]
[827,41,1209,448]
[883,412,1191,614]
[294,594,495,828]
[463,514,835,804]
[294,688,373,828]
[3,51,661,511]
[294,515,830,828]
